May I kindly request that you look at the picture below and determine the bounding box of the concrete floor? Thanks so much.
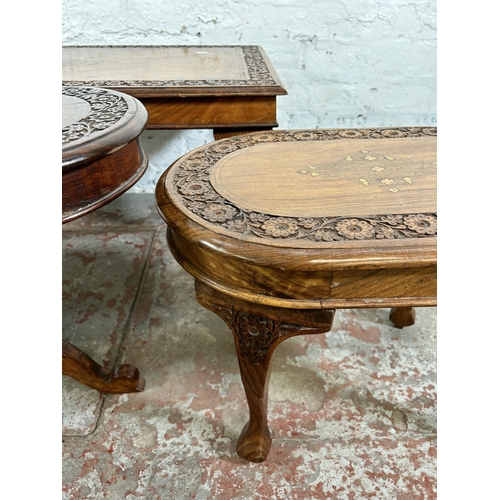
[62,193,437,500]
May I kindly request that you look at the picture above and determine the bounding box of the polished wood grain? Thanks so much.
[62,86,148,393]
[155,127,437,461]
[140,96,278,130]
[63,340,145,394]
[389,306,416,328]
[210,137,436,218]
[62,86,149,223]
[62,45,287,132]
[196,281,334,462]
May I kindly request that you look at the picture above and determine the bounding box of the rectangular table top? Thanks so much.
[62,45,287,98]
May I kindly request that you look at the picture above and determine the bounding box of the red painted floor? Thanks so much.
[62,193,437,499]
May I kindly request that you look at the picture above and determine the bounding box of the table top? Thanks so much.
[63,86,148,223]
[62,45,287,98]
[156,127,437,308]
[62,86,148,171]
[159,127,437,253]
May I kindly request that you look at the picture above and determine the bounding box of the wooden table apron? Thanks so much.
[155,127,437,462]
[62,86,148,393]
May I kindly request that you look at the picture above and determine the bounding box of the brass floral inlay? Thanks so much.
[298,147,436,194]
[170,127,437,243]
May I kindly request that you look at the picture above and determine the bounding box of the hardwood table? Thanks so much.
[62,45,287,139]
[62,86,148,392]
[155,127,437,462]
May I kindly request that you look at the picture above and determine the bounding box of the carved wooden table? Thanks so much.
[155,127,437,462]
[62,45,287,139]
[62,86,148,392]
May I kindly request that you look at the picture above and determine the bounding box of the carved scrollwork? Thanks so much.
[62,87,129,146]
[172,127,438,242]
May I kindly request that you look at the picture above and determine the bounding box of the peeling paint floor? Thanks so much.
[62,193,437,500]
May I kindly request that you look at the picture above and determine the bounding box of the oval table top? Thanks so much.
[156,127,437,309]
[157,127,437,264]
[62,86,148,223]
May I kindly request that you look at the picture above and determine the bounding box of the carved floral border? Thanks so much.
[171,127,437,242]
[62,87,129,146]
[62,46,279,88]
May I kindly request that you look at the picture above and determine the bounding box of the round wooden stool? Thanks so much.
[155,127,437,462]
[62,86,148,393]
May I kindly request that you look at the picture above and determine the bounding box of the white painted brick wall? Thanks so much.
[62,0,436,193]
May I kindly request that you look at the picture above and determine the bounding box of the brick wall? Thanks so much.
[62,0,437,192]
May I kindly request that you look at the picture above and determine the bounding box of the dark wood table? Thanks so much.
[155,127,437,462]
[62,45,287,139]
[62,86,148,392]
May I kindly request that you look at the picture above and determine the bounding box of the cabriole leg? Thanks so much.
[195,281,334,462]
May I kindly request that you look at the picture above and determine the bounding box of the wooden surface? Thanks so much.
[389,306,416,328]
[209,137,436,218]
[62,86,149,223]
[196,281,335,463]
[155,127,437,462]
[63,46,252,83]
[62,86,148,393]
[63,340,145,394]
[62,45,287,130]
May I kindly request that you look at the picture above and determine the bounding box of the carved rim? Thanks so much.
[62,86,148,172]
[62,86,136,148]
[62,46,281,88]
[164,127,437,248]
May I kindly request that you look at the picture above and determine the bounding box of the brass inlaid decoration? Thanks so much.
[166,128,437,246]
[298,147,436,194]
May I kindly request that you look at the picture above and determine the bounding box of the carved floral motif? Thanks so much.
[62,87,129,146]
[215,309,303,365]
[172,127,438,242]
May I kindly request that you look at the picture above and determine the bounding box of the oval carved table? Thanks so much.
[62,86,148,393]
[155,127,437,462]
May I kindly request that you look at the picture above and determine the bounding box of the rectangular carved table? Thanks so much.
[155,127,437,462]
[62,45,287,139]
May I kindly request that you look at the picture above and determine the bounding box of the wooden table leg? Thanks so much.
[389,307,416,328]
[196,281,334,462]
[213,127,273,140]
[62,340,145,394]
